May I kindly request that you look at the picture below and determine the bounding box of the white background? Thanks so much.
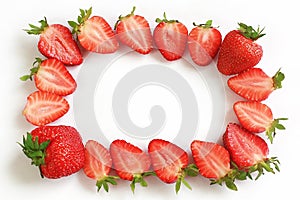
[0,0,299,199]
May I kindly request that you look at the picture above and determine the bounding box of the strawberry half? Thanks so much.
[115,6,153,54]
[191,140,247,191]
[25,17,83,66]
[148,139,194,193]
[20,58,77,96]
[228,68,285,101]
[188,20,222,66]
[83,140,119,192]
[153,13,188,61]
[217,23,264,75]
[223,123,280,180]
[23,91,69,126]
[109,140,153,192]
[19,125,85,179]
[68,7,119,54]
[233,101,287,143]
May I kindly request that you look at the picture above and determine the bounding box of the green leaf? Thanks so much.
[175,179,181,194]
[225,179,238,191]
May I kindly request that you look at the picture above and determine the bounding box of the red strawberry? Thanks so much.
[217,23,264,75]
[233,101,287,143]
[191,140,246,190]
[153,13,188,61]
[68,7,119,54]
[23,91,69,126]
[19,125,85,179]
[109,140,153,192]
[25,17,83,66]
[188,20,222,66]
[20,58,77,96]
[223,123,280,179]
[228,68,285,101]
[115,6,153,54]
[148,139,193,193]
[83,140,119,192]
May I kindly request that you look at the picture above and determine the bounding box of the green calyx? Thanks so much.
[238,22,265,41]
[24,17,49,35]
[174,164,198,194]
[155,12,179,24]
[130,171,155,193]
[247,157,280,180]
[96,175,119,192]
[114,6,137,29]
[19,57,43,81]
[272,68,285,89]
[266,117,288,143]
[193,20,214,29]
[68,7,92,34]
[18,133,50,178]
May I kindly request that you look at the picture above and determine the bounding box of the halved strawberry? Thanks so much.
[25,17,83,66]
[223,123,280,179]
[20,58,76,96]
[188,20,222,66]
[233,101,287,143]
[68,7,119,54]
[148,139,193,193]
[228,68,285,101]
[83,140,119,192]
[23,91,69,126]
[109,140,153,192]
[153,13,188,61]
[115,6,153,54]
[191,140,246,191]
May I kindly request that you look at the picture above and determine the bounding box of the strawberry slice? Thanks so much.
[223,123,280,180]
[20,58,77,96]
[233,101,287,143]
[68,7,119,54]
[109,140,153,192]
[153,13,188,61]
[25,17,83,66]
[83,140,119,192]
[23,91,69,126]
[188,20,222,66]
[148,139,193,193]
[228,68,285,101]
[115,6,153,54]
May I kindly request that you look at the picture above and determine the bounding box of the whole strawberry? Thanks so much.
[19,125,85,179]
[25,17,83,66]
[217,23,265,75]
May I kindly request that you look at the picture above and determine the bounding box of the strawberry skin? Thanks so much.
[154,13,188,61]
[115,6,153,54]
[188,20,222,66]
[19,125,85,179]
[228,68,285,101]
[217,23,264,75]
[25,18,83,66]
[233,101,287,143]
[23,91,69,126]
[191,140,230,179]
[84,140,118,192]
[68,8,119,54]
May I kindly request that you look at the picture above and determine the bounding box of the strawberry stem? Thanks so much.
[193,20,214,28]
[238,22,265,41]
[155,12,178,23]
[96,175,119,192]
[130,171,155,193]
[68,7,92,34]
[266,117,288,143]
[19,58,43,81]
[272,68,285,89]
[24,17,49,35]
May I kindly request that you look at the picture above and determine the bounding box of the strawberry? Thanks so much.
[148,139,194,193]
[83,140,119,192]
[191,140,247,191]
[25,17,83,66]
[153,12,188,61]
[109,140,153,192]
[23,91,69,126]
[68,7,119,54]
[188,20,222,66]
[217,23,265,75]
[20,58,77,96]
[19,125,85,179]
[233,101,287,143]
[115,6,153,54]
[228,68,285,101]
[223,123,280,179]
